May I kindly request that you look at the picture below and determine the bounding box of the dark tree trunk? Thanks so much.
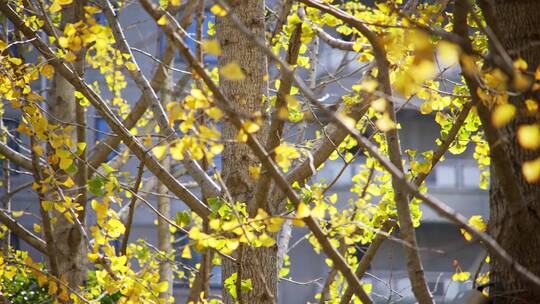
[482,1,540,302]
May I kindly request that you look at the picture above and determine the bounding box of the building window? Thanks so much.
[94,117,117,161]
[462,165,481,189]
[0,119,20,177]
[169,11,218,66]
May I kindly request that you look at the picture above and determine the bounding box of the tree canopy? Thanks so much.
[0,0,539,303]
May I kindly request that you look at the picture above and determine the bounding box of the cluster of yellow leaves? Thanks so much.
[164,89,224,162]
[84,243,171,304]
[49,0,73,14]
[461,215,486,242]
[188,207,284,255]
[55,9,130,113]
[274,143,301,172]
[0,251,70,303]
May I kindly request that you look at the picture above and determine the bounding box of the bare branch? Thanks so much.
[120,161,145,256]
[0,141,33,171]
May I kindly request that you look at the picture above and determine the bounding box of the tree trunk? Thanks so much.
[157,58,173,301]
[157,156,173,300]
[47,1,87,288]
[216,1,277,303]
[482,1,540,302]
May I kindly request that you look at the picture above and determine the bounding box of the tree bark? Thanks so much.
[47,1,87,288]
[481,1,540,302]
[157,53,174,301]
[216,1,276,303]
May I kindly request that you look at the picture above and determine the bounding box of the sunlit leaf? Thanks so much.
[517,124,540,150]
[220,62,245,81]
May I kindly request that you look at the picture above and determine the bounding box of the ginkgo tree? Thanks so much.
[0,0,539,303]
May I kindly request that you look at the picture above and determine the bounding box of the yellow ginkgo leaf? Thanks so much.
[461,215,486,241]
[437,41,460,66]
[468,215,487,232]
[274,143,300,172]
[8,57,22,65]
[106,218,125,238]
[522,157,540,183]
[452,271,470,282]
[125,62,137,71]
[375,113,396,132]
[267,217,284,232]
[491,103,515,128]
[33,224,42,233]
[152,145,168,160]
[11,210,24,218]
[61,177,75,188]
[50,1,62,13]
[249,166,261,180]
[296,202,310,218]
[59,157,73,170]
[170,0,181,6]
[84,6,101,14]
[181,246,192,259]
[517,124,540,150]
[220,62,245,81]
[156,281,169,293]
[206,107,223,120]
[243,121,260,134]
[513,58,528,71]
[202,40,221,56]
[236,129,248,143]
[41,64,54,79]
[170,142,184,160]
[371,98,386,112]
[33,144,44,156]
[525,99,539,113]
[157,15,168,26]
[210,4,227,17]
[259,233,276,247]
[42,201,54,212]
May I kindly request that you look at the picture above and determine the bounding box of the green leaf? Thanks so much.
[88,177,105,196]
[175,211,191,227]
[100,163,117,173]
[208,197,224,212]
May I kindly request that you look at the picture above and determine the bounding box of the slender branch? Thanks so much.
[0,141,33,171]
[74,0,88,221]
[120,160,145,256]
[412,102,473,186]
[253,21,302,213]
[375,25,434,304]
[29,136,59,277]
[0,209,46,253]
[117,167,187,223]
[313,26,360,52]
[339,221,394,304]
